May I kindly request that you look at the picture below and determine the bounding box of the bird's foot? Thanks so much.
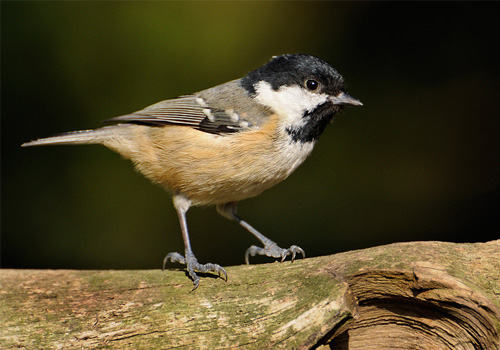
[245,242,305,264]
[163,251,227,290]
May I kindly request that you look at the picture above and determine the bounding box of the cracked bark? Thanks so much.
[1,240,499,349]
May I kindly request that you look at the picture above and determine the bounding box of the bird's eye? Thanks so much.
[305,79,319,91]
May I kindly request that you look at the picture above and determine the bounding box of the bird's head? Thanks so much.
[241,54,362,142]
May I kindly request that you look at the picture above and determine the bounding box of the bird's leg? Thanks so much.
[163,195,227,290]
[216,202,305,265]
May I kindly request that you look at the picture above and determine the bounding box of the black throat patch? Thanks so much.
[285,102,341,143]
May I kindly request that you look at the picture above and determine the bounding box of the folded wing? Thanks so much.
[105,95,251,135]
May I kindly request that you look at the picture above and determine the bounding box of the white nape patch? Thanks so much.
[225,109,240,122]
[195,97,208,107]
[203,108,215,122]
[253,81,328,129]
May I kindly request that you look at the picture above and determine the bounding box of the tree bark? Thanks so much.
[1,240,499,349]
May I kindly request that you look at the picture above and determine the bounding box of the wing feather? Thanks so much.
[104,95,250,134]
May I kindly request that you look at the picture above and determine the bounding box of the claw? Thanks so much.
[162,251,227,288]
[245,245,261,265]
[191,279,200,292]
[218,267,228,282]
[289,245,305,263]
[162,257,167,271]
[298,248,306,259]
[162,252,185,270]
[244,243,306,264]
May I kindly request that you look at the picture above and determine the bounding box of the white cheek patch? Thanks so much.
[253,81,328,129]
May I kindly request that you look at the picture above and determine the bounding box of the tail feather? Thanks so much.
[21,127,116,147]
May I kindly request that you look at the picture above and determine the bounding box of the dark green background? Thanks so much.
[2,2,499,269]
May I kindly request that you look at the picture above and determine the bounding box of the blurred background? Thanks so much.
[2,2,499,269]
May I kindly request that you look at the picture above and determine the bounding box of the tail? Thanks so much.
[21,127,119,147]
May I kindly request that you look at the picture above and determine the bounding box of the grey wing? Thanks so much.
[105,80,272,135]
[105,95,247,134]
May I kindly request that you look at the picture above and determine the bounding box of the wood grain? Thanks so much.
[1,240,499,349]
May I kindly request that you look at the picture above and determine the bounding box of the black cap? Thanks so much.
[241,54,345,96]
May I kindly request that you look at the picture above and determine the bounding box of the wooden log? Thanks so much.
[1,240,499,349]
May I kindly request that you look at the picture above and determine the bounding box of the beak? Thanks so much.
[330,92,363,106]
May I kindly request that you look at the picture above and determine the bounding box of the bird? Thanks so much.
[22,54,362,289]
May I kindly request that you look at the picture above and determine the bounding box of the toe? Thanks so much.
[208,264,227,282]
[298,247,306,258]
[162,252,185,270]
[217,266,228,281]
[191,278,200,291]
[289,245,305,262]
[245,245,262,264]
[280,250,288,262]
[245,243,306,263]
[163,251,226,288]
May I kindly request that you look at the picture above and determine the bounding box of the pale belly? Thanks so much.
[106,122,315,206]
